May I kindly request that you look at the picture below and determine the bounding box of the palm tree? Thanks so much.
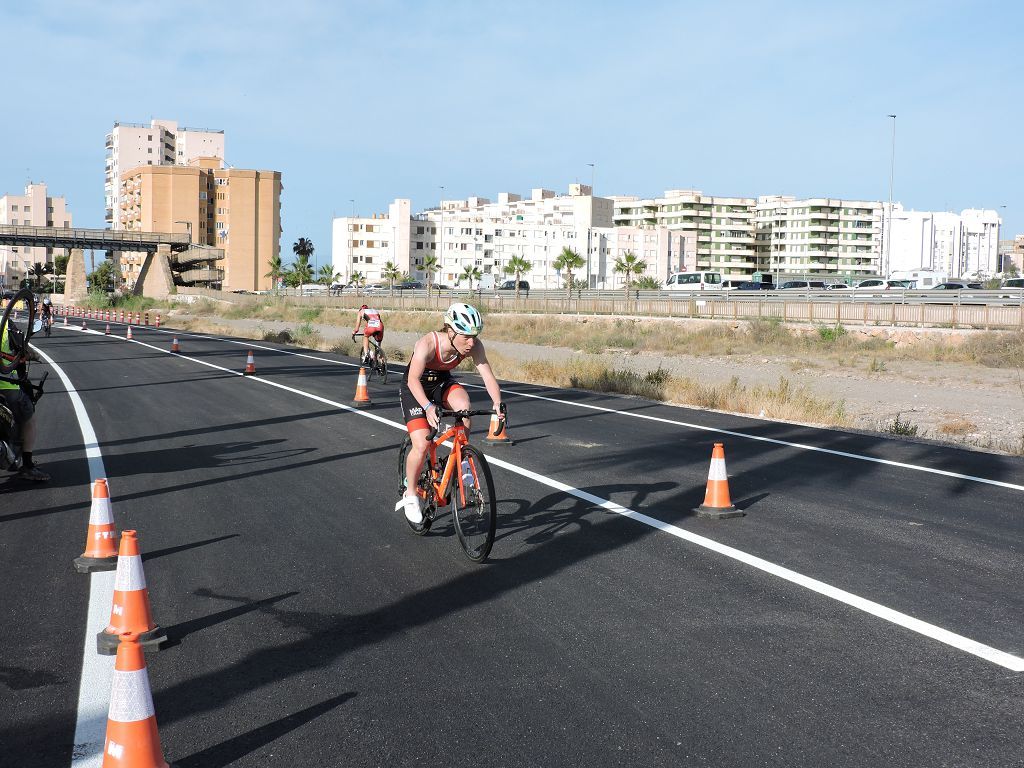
[292,238,314,294]
[317,264,336,285]
[503,256,533,299]
[460,265,482,290]
[30,262,48,289]
[552,247,585,299]
[383,261,402,292]
[350,271,366,296]
[421,255,440,293]
[613,251,648,298]
[265,254,284,291]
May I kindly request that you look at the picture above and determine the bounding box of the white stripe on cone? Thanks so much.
[707,458,728,482]
[89,495,114,525]
[113,555,147,592]
[107,668,155,723]
[357,371,367,385]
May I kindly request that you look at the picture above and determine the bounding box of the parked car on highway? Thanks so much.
[721,279,747,290]
[931,281,980,290]
[498,280,530,294]
[780,280,827,290]
[395,280,424,290]
[825,283,851,290]
[1002,277,1024,289]
[736,281,774,290]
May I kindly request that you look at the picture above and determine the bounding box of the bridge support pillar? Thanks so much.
[134,244,176,299]
[64,248,88,303]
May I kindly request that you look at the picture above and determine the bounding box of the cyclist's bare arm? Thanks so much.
[468,341,502,411]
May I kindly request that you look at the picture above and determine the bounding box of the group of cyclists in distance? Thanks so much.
[354,301,503,525]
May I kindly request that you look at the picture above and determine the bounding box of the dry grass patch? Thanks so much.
[938,417,977,435]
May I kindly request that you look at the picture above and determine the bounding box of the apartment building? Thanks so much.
[754,196,883,280]
[998,236,1024,273]
[613,190,758,280]
[105,119,224,229]
[885,204,1002,277]
[331,185,645,289]
[118,157,282,291]
[0,182,72,288]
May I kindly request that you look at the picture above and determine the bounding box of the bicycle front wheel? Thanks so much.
[451,445,497,562]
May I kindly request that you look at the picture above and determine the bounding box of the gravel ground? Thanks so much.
[174,312,1024,456]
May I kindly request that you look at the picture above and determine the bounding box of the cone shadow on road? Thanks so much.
[162,591,300,645]
[174,692,357,768]
[142,534,240,563]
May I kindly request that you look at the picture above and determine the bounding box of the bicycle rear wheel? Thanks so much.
[451,445,496,562]
[376,348,389,384]
[1,289,36,375]
[397,435,431,534]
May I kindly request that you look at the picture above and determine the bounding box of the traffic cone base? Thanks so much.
[694,443,744,519]
[96,530,167,655]
[74,479,120,573]
[352,367,371,407]
[484,413,513,446]
[102,632,172,767]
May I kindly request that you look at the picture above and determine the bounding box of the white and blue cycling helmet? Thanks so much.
[444,303,484,336]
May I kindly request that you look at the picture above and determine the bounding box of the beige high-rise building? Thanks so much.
[105,119,225,229]
[118,157,282,291]
[0,182,73,289]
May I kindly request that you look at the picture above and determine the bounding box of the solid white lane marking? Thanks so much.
[33,347,115,767]
[87,330,1024,671]
[126,322,1024,492]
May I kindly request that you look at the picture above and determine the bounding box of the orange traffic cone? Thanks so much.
[694,443,743,519]
[63,316,68,327]
[105,323,111,335]
[243,350,256,375]
[82,319,87,330]
[97,530,167,654]
[485,412,513,446]
[126,326,133,340]
[170,337,180,353]
[74,479,120,573]
[352,367,371,407]
[102,631,172,768]
[155,314,161,328]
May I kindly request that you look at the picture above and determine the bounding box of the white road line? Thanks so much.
[84,329,1024,671]
[33,347,115,768]
[129,322,1024,493]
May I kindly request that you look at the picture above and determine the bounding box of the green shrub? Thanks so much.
[817,324,847,343]
[883,413,919,437]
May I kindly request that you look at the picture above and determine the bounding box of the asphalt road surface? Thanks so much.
[2,320,1022,767]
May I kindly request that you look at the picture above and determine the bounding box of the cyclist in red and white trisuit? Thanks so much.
[396,302,503,524]
[352,304,384,366]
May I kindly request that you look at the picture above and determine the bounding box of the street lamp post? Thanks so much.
[437,186,445,282]
[348,200,355,284]
[884,114,896,277]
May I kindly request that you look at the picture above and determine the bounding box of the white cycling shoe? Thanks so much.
[396,494,423,524]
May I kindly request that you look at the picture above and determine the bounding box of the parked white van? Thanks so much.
[664,271,723,290]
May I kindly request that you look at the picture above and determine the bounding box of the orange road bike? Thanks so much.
[397,407,503,562]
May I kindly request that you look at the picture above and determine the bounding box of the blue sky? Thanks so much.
[2,0,1021,267]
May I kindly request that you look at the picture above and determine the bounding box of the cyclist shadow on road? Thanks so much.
[495,480,678,546]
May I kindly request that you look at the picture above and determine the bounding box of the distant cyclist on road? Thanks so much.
[352,304,384,366]
[40,297,53,327]
[397,302,503,524]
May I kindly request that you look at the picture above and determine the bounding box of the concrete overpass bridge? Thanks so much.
[0,224,224,299]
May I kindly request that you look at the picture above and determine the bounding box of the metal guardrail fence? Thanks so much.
[179,287,1024,330]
